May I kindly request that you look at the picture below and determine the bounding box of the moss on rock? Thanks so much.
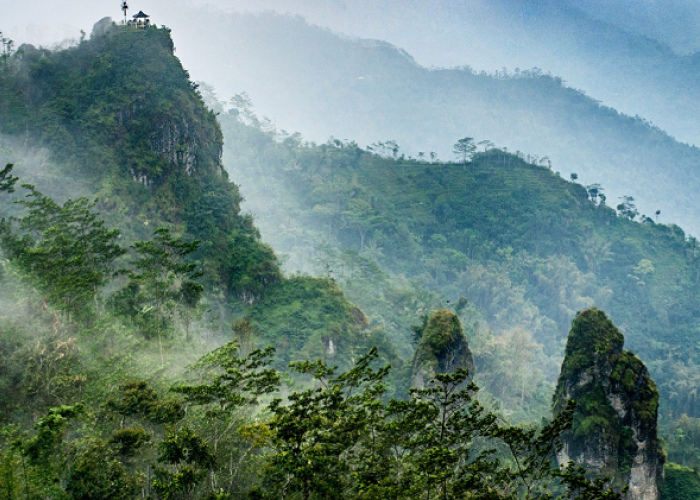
[660,463,700,500]
[554,308,663,499]
[411,309,474,388]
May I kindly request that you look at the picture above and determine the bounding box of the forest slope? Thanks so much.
[0,18,679,500]
[221,111,700,423]
[0,19,394,405]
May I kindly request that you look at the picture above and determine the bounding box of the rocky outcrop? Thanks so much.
[553,308,663,500]
[151,117,199,175]
[86,19,224,185]
[411,309,474,389]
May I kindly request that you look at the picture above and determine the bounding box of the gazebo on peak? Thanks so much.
[129,10,151,28]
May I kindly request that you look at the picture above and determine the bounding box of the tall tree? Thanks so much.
[0,164,17,193]
[0,183,125,319]
[114,227,203,351]
[453,137,477,164]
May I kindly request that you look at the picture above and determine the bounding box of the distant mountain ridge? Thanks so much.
[170,11,700,237]
[167,0,700,147]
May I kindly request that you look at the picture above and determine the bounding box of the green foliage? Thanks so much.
[169,342,280,497]
[9,404,84,499]
[172,341,279,412]
[23,404,83,465]
[225,216,282,302]
[112,227,202,339]
[616,197,639,221]
[412,308,474,385]
[556,309,624,389]
[158,425,215,469]
[197,11,700,239]
[666,415,700,468]
[0,19,673,500]
[569,386,618,440]
[247,276,385,370]
[109,427,151,457]
[218,109,700,420]
[0,432,21,500]
[0,164,17,193]
[610,352,659,423]
[419,308,465,355]
[256,350,622,500]
[104,380,184,427]
[0,183,125,319]
[0,24,281,302]
[65,439,140,500]
[660,463,700,500]
[453,137,476,164]
[152,426,216,500]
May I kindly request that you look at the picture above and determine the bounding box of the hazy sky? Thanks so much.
[3,0,700,62]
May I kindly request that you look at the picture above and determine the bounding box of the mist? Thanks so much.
[5,1,700,145]
[2,5,700,493]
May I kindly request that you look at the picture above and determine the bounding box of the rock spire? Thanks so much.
[553,308,663,500]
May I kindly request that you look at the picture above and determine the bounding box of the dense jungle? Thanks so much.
[1,13,700,500]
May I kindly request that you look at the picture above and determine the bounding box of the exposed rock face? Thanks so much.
[151,117,200,175]
[411,309,474,389]
[553,308,663,500]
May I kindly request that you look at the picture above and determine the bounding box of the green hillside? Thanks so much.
[0,22,283,301]
[220,109,700,426]
[0,20,402,493]
[0,17,696,500]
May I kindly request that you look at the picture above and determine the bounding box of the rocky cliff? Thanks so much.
[411,309,475,389]
[553,308,663,500]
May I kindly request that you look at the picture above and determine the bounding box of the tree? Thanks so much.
[0,164,17,193]
[616,196,638,220]
[65,440,140,500]
[256,348,389,500]
[629,258,654,287]
[115,227,203,349]
[342,198,388,252]
[478,140,495,152]
[453,137,476,164]
[585,184,603,204]
[171,342,279,497]
[152,426,216,500]
[19,405,84,499]
[172,342,279,416]
[0,183,125,320]
[255,350,623,500]
[0,33,14,67]
[179,279,205,341]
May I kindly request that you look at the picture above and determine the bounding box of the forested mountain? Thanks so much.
[0,19,392,372]
[146,10,700,239]
[1,13,700,500]
[0,22,411,498]
[220,106,700,427]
